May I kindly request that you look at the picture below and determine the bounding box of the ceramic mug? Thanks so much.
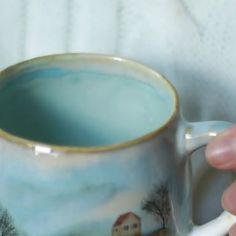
[0,54,235,236]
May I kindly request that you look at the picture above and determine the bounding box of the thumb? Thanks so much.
[206,125,236,170]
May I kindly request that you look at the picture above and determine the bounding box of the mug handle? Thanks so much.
[179,120,236,236]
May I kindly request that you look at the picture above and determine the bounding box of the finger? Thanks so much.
[206,125,236,170]
[229,223,236,236]
[222,180,236,215]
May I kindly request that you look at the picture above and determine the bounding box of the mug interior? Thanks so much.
[0,55,177,147]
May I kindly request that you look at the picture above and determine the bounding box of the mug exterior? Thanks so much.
[0,54,192,236]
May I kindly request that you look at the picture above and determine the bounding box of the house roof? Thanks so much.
[113,212,140,226]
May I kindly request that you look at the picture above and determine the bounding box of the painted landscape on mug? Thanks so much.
[0,148,175,236]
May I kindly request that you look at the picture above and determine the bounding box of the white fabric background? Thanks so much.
[0,0,235,225]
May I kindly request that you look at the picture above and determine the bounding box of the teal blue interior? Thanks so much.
[0,62,175,147]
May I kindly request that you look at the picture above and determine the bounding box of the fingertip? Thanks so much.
[222,181,236,215]
[206,127,236,169]
[229,223,236,236]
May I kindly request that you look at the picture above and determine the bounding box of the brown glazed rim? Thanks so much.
[0,53,179,153]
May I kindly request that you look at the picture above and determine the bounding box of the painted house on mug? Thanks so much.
[112,212,141,236]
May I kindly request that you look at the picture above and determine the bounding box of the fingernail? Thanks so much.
[206,127,236,169]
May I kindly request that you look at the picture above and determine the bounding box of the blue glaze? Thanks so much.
[0,67,174,146]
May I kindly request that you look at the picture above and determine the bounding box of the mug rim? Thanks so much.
[0,53,179,153]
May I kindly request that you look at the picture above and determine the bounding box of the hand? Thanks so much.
[206,126,236,236]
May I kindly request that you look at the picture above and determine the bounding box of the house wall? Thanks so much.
[113,214,141,236]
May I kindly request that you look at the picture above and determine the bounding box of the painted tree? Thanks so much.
[0,209,18,236]
[142,184,171,229]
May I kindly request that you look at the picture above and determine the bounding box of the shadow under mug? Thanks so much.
[0,54,235,236]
